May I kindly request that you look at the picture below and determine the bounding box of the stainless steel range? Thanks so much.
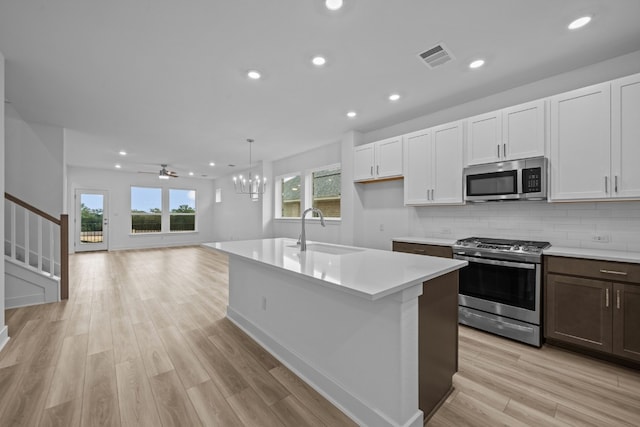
[453,237,550,347]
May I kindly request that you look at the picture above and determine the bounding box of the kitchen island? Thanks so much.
[203,238,467,427]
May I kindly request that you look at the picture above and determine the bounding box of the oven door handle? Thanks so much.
[454,254,536,270]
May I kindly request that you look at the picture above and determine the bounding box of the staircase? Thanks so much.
[4,193,68,309]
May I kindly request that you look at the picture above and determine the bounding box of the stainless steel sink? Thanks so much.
[287,243,363,255]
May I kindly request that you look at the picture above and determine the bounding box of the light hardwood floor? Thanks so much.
[0,246,639,426]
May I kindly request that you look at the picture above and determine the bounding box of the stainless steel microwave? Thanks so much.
[464,157,547,202]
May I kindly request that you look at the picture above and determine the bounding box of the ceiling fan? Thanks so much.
[138,164,179,179]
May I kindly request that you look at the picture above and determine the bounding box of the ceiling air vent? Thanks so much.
[417,43,454,69]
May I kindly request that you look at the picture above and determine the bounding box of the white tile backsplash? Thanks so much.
[409,201,640,251]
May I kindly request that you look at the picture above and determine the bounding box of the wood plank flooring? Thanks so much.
[0,246,639,426]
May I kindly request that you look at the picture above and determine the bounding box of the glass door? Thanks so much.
[75,189,109,252]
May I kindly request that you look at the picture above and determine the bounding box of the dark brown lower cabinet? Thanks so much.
[545,256,640,364]
[546,274,613,352]
[613,283,640,362]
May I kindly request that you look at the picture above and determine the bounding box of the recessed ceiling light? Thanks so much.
[247,70,261,80]
[325,0,343,11]
[347,111,357,118]
[209,162,215,166]
[189,172,194,176]
[469,59,485,69]
[119,150,127,156]
[389,93,401,101]
[115,164,121,169]
[312,56,326,66]
[568,16,592,30]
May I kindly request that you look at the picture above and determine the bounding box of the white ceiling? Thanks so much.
[1,0,640,179]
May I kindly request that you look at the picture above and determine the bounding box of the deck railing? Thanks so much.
[4,193,69,300]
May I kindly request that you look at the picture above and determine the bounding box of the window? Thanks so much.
[311,165,341,218]
[169,189,196,232]
[131,187,198,233]
[279,174,301,218]
[275,164,341,219]
[131,187,162,233]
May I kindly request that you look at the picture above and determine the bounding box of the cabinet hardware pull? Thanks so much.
[503,143,506,158]
[605,176,608,193]
[615,175,618,193]
[599,269,628,276]
[427,188,430,200]
[431,189,434,200]
[616,289,621,309]
[376,165,379,175]
[370,166,373,176]
[605,288,609,308]
[497,144,500,158]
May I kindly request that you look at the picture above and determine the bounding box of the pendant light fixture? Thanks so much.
[233,138,266,200]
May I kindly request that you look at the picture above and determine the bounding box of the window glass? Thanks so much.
[169,189,196,231]
[131,187,162,233]
[312,166,341,218]
[281,174,301,218]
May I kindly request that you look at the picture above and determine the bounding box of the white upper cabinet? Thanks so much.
[404,129,431,204]
[404,121,464,205]
[550,82,611,201]
[466,111,501,165]
[466,99,545,166]
[550,74,640,202]
[353,137,403,182]
[612,73,640,199]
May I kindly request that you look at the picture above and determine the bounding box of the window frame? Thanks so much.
[169,188,197,233]
[275,163,341,221]
[130,186,199,234]
[130,186,163,234]
[275,172,303,219]
[306,163,341,220]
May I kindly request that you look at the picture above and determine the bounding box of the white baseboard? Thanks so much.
[226,307,423,427]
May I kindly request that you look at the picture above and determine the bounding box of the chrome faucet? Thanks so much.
[300,208,325,251]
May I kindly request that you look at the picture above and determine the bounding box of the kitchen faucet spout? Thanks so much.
[300,208,325,251]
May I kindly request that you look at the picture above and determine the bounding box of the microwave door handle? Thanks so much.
[517,168,523,195]
[454,254,536,270]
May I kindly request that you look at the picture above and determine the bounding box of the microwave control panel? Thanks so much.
[522,167,542,193]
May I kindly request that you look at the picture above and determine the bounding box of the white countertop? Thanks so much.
[544,246,640,264]
[393,237,457,247]
[203,238,467,300]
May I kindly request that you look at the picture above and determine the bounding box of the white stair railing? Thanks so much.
[4,193,69,299]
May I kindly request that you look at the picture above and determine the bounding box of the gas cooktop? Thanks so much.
[453,237,551,260]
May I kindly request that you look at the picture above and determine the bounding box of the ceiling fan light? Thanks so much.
[159,174,170,180]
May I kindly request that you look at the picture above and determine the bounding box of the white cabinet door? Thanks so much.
[376,137,403,178]
[502,99,546,161]
[550,82,611,201]
[432,122,464,204]
[353,143,375,181]
[612,73,640,199]
[466,111,501,165]
[403,130,431,205]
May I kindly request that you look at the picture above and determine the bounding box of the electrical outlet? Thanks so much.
[440,227,452,235]
[591,234,610,243]
[379,224,384,232]
[261,296,267,310]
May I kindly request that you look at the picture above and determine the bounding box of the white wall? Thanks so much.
[5,106,64,215]
[0,51,8,350]
[211,164,268,242]
[354,50,640,250]
[364,49,640,144]
[67,166,215,251]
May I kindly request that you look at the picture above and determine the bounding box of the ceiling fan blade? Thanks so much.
[137,171,157,174]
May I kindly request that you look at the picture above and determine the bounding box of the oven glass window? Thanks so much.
[467,171,517,196]
[458,261,536,310]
